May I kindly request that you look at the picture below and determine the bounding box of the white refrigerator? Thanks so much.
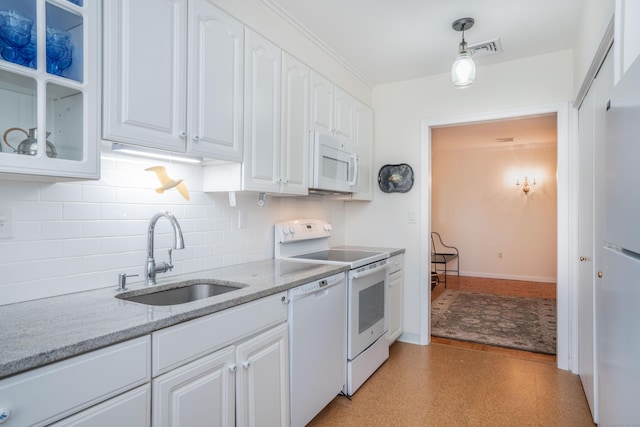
[599,55,640,425]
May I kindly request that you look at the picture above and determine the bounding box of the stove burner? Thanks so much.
[292,249,382,263]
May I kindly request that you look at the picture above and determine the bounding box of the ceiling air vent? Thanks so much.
[468,38,503,58]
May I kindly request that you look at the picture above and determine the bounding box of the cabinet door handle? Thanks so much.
[179,131,187,138]
[229,364,237,373]
[193,135,200,141]
[242,361,251,369]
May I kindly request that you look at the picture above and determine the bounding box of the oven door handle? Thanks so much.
[351,262,389,279]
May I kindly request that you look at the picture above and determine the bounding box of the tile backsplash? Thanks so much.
[0,149,345,305]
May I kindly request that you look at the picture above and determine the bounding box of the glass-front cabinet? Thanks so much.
[0,0,99,180]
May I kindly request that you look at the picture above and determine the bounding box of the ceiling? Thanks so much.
[268,0,585,86]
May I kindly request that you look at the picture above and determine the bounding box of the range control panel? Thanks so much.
[275,219,332,243]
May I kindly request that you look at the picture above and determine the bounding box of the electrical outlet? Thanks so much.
[237,209,247,229]
[408,211,416,224]
[498,252,503,259]
[0,203,15,239]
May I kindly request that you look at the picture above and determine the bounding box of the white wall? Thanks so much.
[0,152,346,306]
[344,50,574,342]
[431,142,557,282]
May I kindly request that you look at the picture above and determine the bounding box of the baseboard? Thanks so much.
[459,271,556,283]
[397,332,420,345]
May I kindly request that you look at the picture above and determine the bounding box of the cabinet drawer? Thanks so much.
[50,384,151,427]
[388,254,404,275]
[152,292,287,376]
[0,336,150,427]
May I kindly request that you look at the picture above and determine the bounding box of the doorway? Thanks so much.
[419,103,574,370]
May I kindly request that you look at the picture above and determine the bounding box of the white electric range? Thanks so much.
[275,219,390,398]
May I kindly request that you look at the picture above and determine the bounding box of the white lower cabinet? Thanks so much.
[151,292,289,427]
[0,294,291,426]
[0,336,150,427]
[236,323,289,427]
[152,323,289,427]
[387,254,404,343]
[51,385,151,427]
[153,347,236,427]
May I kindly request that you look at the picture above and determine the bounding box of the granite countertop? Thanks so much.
[335,245,405,257]
[0,259,348,380]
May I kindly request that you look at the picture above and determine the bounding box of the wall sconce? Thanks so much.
[516,177,536,194]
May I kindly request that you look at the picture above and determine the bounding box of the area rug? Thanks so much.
[431,290,557,354]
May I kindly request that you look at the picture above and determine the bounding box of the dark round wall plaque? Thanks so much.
[378,163,414,193]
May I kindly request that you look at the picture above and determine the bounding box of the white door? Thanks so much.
[187,0,244,161]
[153,347,236,427]
[280,52,310,195]
[577,51,613,423]
[243,29,282,192]
[236,323,289,427]
[310,71,334,134]
[577,72,597,420]
[103,0,187,152]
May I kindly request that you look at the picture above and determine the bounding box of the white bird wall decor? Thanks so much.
[145,165,190,201]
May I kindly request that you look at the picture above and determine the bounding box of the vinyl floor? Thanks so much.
[308,341,595,426]
[309,276,594,426]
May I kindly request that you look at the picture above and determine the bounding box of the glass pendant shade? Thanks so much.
[451,50,476,88]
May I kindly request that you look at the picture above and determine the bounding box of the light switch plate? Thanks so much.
[0,203,15,239]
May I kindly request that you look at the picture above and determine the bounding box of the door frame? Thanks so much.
[419,103,576,371]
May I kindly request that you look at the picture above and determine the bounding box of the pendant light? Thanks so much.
[451,17,476,88]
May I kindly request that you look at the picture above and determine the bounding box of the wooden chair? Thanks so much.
[430,232,459,288]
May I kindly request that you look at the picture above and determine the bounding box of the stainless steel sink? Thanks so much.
[116,280,245,306]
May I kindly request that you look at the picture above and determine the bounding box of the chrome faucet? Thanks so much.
[145,211,185,286]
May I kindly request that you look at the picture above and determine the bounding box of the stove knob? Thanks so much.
[323,224,332,231]
[282,227,290,235]
[289,227,296,235]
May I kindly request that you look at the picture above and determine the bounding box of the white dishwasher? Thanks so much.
[288,272,347,427]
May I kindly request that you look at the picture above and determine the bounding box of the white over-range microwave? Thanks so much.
[309,131,359,193]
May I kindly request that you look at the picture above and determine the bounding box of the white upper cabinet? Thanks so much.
[204,39,310,196]
[0,0,100,180]
[351,100,374,201]
[103,0,187,152]
[280,52,310,195]
[242,28,282,192]
[103,0,244,162]
[310,72,334,135]
[187,0,244,160]
[310,71,355,143]
[334,87,356,142]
